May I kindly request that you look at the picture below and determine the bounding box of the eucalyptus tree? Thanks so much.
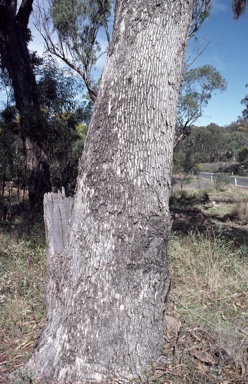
[0,0,51,208]
[26,0,195,381]
[36,0,212,103]
[226,130,248,160]
[175,65,227,147]
[21,1,247,383]
[175,0,248,148]
[35,0,112,101]
[0,106,21,197]
[37,64,88,194]
[189,0,211,38]
[241,84,248,120]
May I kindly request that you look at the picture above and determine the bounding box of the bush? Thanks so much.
[238,147,248,163]
[170,190,209,208]
[214,173,230,191]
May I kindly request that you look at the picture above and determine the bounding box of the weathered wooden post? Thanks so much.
[43,188,73,318]
[43,188,73,256]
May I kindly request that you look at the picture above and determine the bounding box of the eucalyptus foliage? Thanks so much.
[175,65,227,147]
[232,0,248,19]
[241,84,248,120]
[37,0,112,101]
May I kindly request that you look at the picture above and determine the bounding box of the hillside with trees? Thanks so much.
[174,119,248,177]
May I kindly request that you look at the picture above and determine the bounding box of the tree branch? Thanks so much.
[16,0,34,29]
[189,0,211,39]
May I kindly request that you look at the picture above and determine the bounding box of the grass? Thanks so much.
[162,182,248,383]
[169,231,247,351]
[160,231,248,383]
[0,182,248,383]
[0,220,46,382]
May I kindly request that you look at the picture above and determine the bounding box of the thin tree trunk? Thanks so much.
[23,135,51,208]
[0,0,51,208]
[27,1,194,382]
[1,167,5,198]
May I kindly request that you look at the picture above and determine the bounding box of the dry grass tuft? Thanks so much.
[0,223,46,383]
[227,199,248,224]
[169,231,248,349]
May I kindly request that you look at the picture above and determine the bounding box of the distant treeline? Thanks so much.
[174,120,248,175]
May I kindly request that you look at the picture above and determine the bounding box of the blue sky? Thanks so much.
[189,0,248,126]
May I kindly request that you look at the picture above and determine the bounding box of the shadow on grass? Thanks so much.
[171,205,248,255]
[0,205,45,250]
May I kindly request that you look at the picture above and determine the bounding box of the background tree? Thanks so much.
[37,64,90,194]
[225,130,248,160]
[240,83,248,119]
[35,0,112,101]
[0,64,91,213]
[0,107,25,199]
[0,66,13,106]
[175,65,226,147]
[174,1,225,149]
[36,0,211,103]
[238,146,248,162]
[0,0,51,208]
[189,0,211,38]
[173,145,201,191]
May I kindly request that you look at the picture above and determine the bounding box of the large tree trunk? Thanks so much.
[27,1,194,382]
[0,0,51,207]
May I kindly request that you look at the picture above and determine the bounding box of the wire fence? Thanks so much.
[198,172,248,188]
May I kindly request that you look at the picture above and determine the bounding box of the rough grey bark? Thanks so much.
[27,1,194,382]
